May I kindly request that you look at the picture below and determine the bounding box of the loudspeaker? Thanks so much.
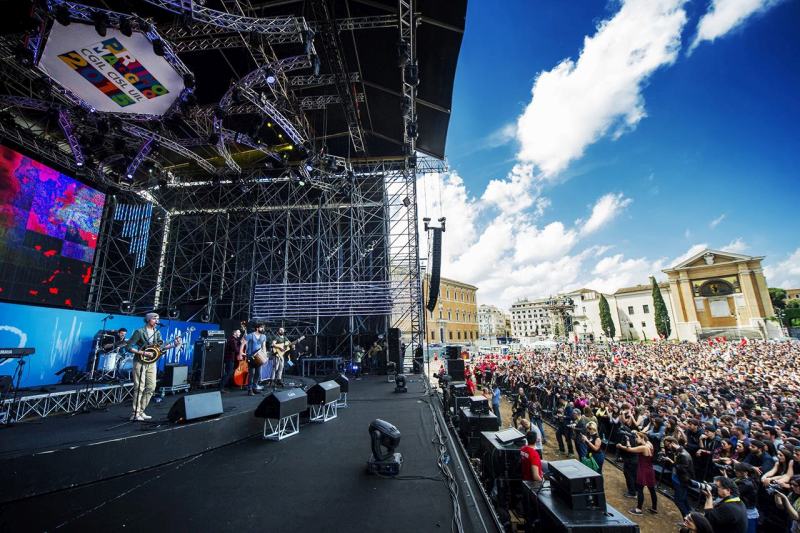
[254,388,307,419]
[55,365,80,384]
[445,345,462,359]
[469,395,490,414]
[168,391,223,423]
[388,328,402,370]
[323,373,349,393]
[163,364,188,387]
[548,459,604,496]
[193,339,225,385]
[426,228,442,312]
[534,491,637,532]
[554,490,607,511]
[450,382,468,397]
[307,380,340,405]
[459,407,499,440]
[447,358,465,381]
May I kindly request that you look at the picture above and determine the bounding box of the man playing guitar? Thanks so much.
[126,312,181,421]
[270,327,291,388]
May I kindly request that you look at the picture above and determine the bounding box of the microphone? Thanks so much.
[156,322,167,328]
[104,315,114,320]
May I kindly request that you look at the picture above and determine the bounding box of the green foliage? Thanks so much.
[769,288,787,310]
[651,276,671,339]
[787,299,800,309]
[553,321,562,337]
[599,294,615,339]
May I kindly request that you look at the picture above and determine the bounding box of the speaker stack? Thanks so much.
[458,405,499,456]
[193,331,225,387]
[388,328,402,371]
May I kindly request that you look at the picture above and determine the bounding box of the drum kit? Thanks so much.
[93,331,133,382]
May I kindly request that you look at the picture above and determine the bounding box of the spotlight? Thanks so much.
[92,12,108,37]
[183,72,196,89]
[367,419,402,476]
[15,43,34,67]
[152,39,165,57]
[265,69,276,85]
[406,122,418,140]
[402,196,411,208]
[167,306,179,319]
[55,5,71,26]
[394,374,407,393]
[297,180,305,187]
[404,63,419,87]
[119,17,133,37]
[200,312,211,323]
[304,162,313,172]
[120,300,134,314]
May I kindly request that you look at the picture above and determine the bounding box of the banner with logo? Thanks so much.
[38,21,184,116]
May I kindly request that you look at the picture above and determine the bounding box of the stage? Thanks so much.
[0,376,490,533]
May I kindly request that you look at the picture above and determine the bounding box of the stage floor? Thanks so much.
[0,376,468,533]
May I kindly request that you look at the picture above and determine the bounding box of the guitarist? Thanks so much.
[127,312,181,421]
[244,323,268,396]
[270,327,290,387]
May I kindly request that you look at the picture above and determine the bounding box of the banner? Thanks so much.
[39,22,184,116]
[0,301,216,388]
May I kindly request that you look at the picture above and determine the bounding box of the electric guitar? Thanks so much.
[272,336,306,360]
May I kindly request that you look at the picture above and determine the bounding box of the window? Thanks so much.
[448,311,451,320]
[431,331,435,340]
[456,311,460,321]
[627,306,634,315]
[641,322,646,328]
[643,304,650,314]
[629,323,634,328]
[448,331,453,340]
[457,331,461,340]
[446,289,450,299]
[439,310,443,319]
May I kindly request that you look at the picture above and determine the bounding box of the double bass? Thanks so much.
[232,321,249,388]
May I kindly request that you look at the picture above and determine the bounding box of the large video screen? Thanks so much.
[0,145,105,308]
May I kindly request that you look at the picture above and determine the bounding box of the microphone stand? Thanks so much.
[72,314,112,415]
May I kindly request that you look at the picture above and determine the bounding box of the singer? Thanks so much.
[126,312,180,421]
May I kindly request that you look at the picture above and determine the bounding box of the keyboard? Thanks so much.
[0,347,35,357]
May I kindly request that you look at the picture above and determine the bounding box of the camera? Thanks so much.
[766,481,782,496]
[697,481,715,495]
[713,462,734,474]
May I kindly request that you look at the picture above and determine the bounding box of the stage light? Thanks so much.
[298,180,305,187]
[367,419,402,476]
[402,196,410,208]
[168,307,179,318]
[92,12,108,37]
[305,162,313,172]
[119,17,133,37]
[394,374,407,393]
[406,122,418,140]
[55,6,71,26]
[304,29,315,55]
[120,300,134,314]
[152,39,165,57]
[312,55,321,77]
[265,69,276,85]
[200,311,211,323]
[183,73,196,89]
[405,63,419,87]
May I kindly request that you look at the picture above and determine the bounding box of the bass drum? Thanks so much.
[116,355,134,380]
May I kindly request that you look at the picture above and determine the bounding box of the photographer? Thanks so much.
[773,475,800,533]
[555,398,574,456]
[663,436,695,517]
[617,430,657,515]
[701,476,747,533]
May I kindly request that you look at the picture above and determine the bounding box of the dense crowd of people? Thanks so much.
[454,339,800,533]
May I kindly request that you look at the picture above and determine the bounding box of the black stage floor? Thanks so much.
[0,376,475,533]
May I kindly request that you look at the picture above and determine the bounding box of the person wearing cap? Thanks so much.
[127,312,181,421]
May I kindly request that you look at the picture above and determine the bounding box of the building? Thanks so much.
[478,304,509,338]
[613,283,677,341]
[663,249,780,341]
[786,289,800,302]
[422,275,479,344]
[510,297,552,339]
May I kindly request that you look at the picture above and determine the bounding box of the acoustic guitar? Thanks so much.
[232,321,249,387]
[272,336,306,360]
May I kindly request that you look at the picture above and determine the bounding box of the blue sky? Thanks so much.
[419,0,800,307]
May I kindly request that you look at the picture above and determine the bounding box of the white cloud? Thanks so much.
[515,0,688,177]
[481,163,536,213]
[709,213,726,228]
[670,243,709,267]
[513,221,578,263]
[764,248,800,289]
[721,238,748,254]
[483,123,517,150]
[585,253,667,293]
[581,193,632,236]
[691,0,782,52]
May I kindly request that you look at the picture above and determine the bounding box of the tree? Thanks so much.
[769,288,787,311]
[599,294,615,339]
[651,276,671,339]
[787,299,800,309]
[553,321,562,337]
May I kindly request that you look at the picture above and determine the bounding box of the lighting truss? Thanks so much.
[121,122,216,175]
[56,109,84,167]
[398,0,417,157]
[289,72,360,88]
[125,137,154,179]
[300,93,365,111]
[309,15,399,32]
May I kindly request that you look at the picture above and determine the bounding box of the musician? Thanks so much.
[220,328,244,393]
[353,344,365,378]
[102,328,128,352]
[127,312,181,421]
[244,323,268,395]
[270,327,289,387]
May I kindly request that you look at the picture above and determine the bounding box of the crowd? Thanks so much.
[456,339,800,533]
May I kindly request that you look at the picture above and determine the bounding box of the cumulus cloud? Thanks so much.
[585,253,668,293]
[515,0,688,177]
[481,163,536,213]
[764,248,800,289]
[581,193,632,236]
[709,213,726,228]
[721,238,748,254]
[691,0,782,52]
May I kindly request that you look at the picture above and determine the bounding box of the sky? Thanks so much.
[417,0,800,309]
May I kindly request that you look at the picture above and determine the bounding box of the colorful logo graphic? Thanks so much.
[58,37,169,108]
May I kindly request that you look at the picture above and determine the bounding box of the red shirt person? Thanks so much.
[520,431,544,482]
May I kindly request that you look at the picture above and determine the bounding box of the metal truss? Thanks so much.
[1,383,133,423]
[309,14,399,32]
[398,0,418,157]
[289,72,360,88]
[56,109,85,167]
[310,0,366,153]
[122,122,216,175]
[300,93,365,111]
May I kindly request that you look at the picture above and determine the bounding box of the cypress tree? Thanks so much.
[651,276,671,339]
[599,294,615,339]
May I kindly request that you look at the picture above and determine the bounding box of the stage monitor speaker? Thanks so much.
[163,364,188,387]
[254,388,307,419]
[450,382,468,397]
[459,407,499,440]
[445,345,462,359]
[388,328,402,370]
[469,395,489,415]
[323,373,349,393]
[168,391,223,423]
[307,380,340,405]
[193,339,225,385]
[534,490,637,532]
[447,358,465,381]
[553,490,607,511]
[548,459,604,496]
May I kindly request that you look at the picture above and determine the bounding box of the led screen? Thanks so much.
[0,145,105,308]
